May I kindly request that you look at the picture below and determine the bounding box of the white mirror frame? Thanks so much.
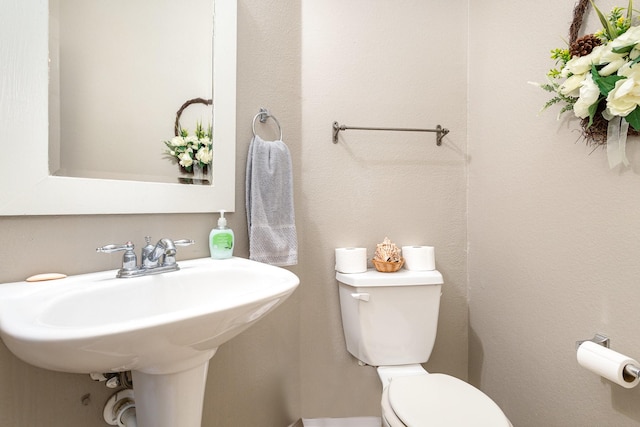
[0,0,236,215]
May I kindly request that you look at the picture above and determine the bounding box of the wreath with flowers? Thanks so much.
[164,122,212,173]
[163,98,213,174]
[533,0,640,167]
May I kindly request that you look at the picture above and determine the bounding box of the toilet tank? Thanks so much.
[336,269,443,367]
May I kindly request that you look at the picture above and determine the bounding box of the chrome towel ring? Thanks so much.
[252,108,283,141]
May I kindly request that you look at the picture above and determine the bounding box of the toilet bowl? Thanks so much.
[336,269,511,427]
[378,365,511,427]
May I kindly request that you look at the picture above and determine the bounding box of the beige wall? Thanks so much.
[11,0,640,426]
[298,0,468,418]
[468,0,640,426]
[1,0,469,423]
[0,0,301,426]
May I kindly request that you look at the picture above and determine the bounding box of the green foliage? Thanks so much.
[194,121,213,140]
[547,48,571,79]
[625,106,640,130]
[551,48,571,63]
[591,0,633,41]
[538,79,577,116]
[587,97,604,128]
[591,64,627,96]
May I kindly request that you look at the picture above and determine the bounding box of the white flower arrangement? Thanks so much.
[534,0,640,167]
[164,122,212,173]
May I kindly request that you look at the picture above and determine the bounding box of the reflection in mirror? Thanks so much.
[0,0,235,215]
[49,0,213,184]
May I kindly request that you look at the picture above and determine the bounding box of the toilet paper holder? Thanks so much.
[576,334,640,380]
[575,333,610,350]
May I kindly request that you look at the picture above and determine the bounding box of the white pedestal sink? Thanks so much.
[0,257,299,427]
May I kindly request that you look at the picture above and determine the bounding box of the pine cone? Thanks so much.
[570,34,602,57]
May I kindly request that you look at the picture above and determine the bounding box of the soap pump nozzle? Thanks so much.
[218,210,228,228]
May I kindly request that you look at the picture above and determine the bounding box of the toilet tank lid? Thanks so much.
[336,269,443,286]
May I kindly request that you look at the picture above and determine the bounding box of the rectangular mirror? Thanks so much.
[0,0,236,215]
[49,0,214,184]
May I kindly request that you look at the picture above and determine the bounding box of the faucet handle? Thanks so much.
[174,239,195,246]
[96,242,138,272]
[96,241,135,253]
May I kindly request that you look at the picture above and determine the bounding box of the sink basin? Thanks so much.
[0,256,298,374]
[0,256,299,427]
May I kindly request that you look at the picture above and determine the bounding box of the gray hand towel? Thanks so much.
[246,134,298,266]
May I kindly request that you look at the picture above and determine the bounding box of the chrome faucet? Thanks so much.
[97,237,195,278]
[144,237,177,268]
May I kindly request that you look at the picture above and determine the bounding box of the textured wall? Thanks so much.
[468,0,640,425]
[0,0,301,426]
[13,0,624,425]
[299,0,469,418]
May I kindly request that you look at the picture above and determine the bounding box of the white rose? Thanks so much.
[196,147,213,164]
[178,152,193,167]
[618,61,636,77]
[562,45,604,77]
[598,44,627,76]
[610,26,640,51]
[605,64,640,117]
[599,58,627,76]
[573,73,601,118]
[170,136,186,147]
[560,73,587,96]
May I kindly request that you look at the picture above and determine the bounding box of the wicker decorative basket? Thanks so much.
[372,258,404,273]
[174,97,212,137]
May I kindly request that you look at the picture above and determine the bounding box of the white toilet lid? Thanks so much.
[387,374,510,427]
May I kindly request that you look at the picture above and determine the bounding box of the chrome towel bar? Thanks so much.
[332,121,449,146]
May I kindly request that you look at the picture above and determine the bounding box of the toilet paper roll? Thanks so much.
[401,246,435,271]
[335,248,367,273]
[576,341,640,388]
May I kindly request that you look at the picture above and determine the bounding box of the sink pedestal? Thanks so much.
[132,362,211,427]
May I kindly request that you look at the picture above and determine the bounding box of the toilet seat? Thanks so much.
[384,373,510,427]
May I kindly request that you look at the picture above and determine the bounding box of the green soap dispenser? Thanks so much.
[209,210,234,259]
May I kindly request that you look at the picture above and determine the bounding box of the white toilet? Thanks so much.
[336,269,511,427]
